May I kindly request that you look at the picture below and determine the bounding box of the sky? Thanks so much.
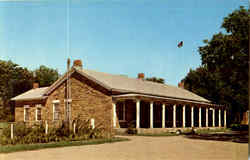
[0,0,248,86]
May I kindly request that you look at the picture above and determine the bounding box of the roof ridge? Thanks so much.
[82,68,175,87]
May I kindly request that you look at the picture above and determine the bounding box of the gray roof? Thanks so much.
[11,87,48,101]
[79,69,210,103]
[11,68,211,103]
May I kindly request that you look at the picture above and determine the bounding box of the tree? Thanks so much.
[34,65,60,87]
[182,6,249,124]
[0,60,60,121]
[145,77,165,84]
[0,60,33,121]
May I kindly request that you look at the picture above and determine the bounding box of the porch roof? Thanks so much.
[112,94,219,106]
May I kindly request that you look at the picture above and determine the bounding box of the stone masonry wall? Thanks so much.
[70,73,113,133]
[15,100,46,122]
[15,71,114,134]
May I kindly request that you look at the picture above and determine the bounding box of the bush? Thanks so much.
[127,121,137,135]
[74,118,105,139]
[0,119,107,145]
[230,124,248,131]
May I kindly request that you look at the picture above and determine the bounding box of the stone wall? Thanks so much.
[14,71,114,134]
[70,73,113,133]
[15,100,46,122]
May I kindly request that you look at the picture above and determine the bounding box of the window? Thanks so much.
[24,105,30,122]
[36,105,42,121]
[53,101,60,120]
[117,101,126,121]
[64,99,72,121]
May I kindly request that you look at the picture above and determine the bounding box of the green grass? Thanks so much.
[0,137,129,153]
[195,128,231,134]
[0,122,8,129]
[136,132,179,137]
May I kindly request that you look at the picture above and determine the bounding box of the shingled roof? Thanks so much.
[11,87,49,101]
[78,69,210,103]
[12,67,211,104]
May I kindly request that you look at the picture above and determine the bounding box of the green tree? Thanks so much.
[34,65,60,87]
[0,60,33,121]
[183,6,249,124]
[145,77,165,84]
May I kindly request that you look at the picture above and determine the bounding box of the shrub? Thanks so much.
[0,119,107,145]
[231,124,248,131]
[127,121,137,135]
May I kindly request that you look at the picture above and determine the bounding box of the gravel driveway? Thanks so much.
[1,136,247,160]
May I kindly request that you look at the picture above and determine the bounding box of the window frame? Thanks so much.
[35,104,42,121]
[24,105,30,122]
[53,100,60,121]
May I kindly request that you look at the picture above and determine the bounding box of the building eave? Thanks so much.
[112,93,223,107]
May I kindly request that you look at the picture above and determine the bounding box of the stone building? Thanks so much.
[11,60,227,134]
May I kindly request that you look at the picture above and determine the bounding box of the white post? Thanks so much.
[45,121,48,134]
[11,123,14,139]
[212,108,215,127]
[91,118,95,129]
[224,110,227,127]
[150,101,154,128]
[199,107,202,128]
[191,106,194,127]
[162,104,165,128]
[173,105,176,128]
[136,99,140,129]
[206,108,208,127]
[73,122,76,134]
[183,105,185,128]
[112,102,116,128]
[219,109,221,127]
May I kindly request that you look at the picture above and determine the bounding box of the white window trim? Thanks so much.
[24,105,30,122]
[64,99,72,103]
[35,104,42,121]
[53,100,60,121]
[52,100,60,104]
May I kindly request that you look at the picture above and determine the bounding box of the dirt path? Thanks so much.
[0,136,247,160]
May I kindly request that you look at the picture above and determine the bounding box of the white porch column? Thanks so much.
[136,99,140,129]
[224,110,227,127]
[191,106,194,127]
[199,107,202,128]
[150,101,154,128]
[219,109,221,127]
[112,102,116,128]
[182,105,185,128]
[206,108,208,127]
[173,105,176,128]
[162,104,165,128]
[212,108,215,127]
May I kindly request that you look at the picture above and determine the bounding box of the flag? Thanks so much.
[178,41,183,48]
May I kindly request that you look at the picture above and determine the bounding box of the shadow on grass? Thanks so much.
[0,137,129,154]
[184,131,248,143]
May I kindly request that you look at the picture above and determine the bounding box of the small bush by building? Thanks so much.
[0,119,107,145]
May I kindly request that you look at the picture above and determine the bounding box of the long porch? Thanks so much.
[112,95,227,133]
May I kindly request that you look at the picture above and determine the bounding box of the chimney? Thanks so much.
[137,73,145,79]
[73,59,83,69]
[33,82,39,89]
[178,81,184,89]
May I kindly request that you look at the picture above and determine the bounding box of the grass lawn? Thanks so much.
[195,128,231,134]
[132,128,231,137]
[0,137,129,153]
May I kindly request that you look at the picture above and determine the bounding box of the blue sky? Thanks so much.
[0,0,248,86]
